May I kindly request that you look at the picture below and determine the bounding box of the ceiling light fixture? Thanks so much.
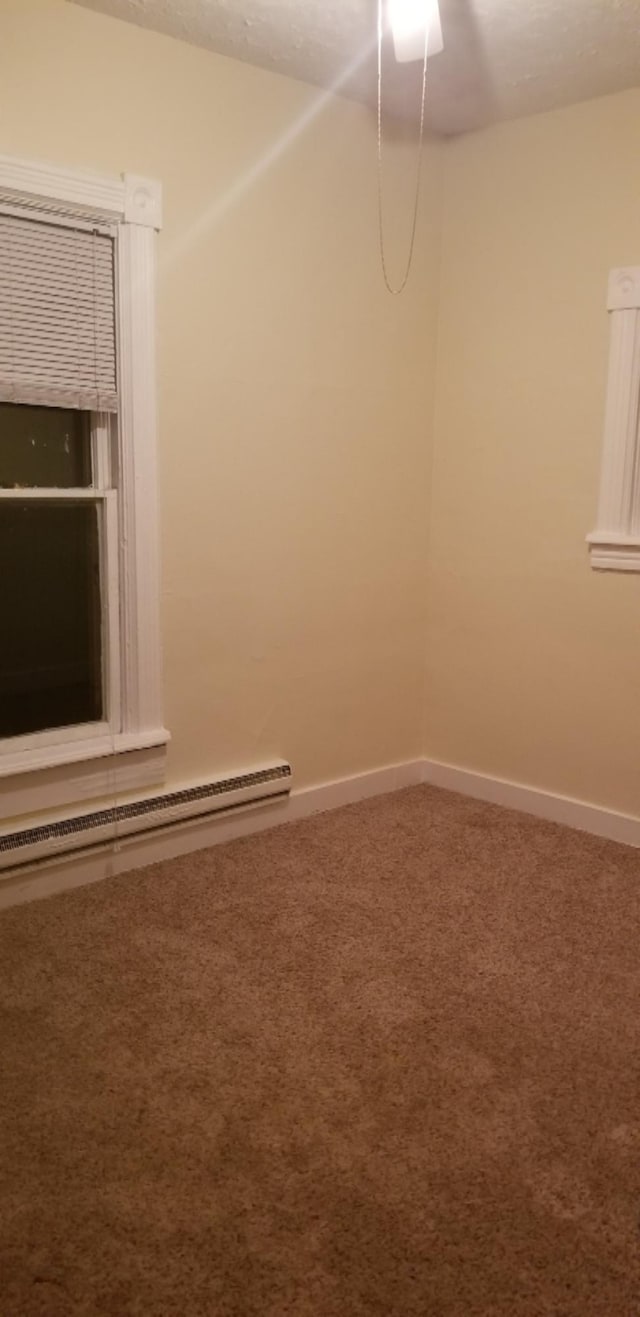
[377,0,443,295]
[388,0,444,64]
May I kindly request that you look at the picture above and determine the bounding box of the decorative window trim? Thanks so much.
[588,267,640,572]
[0,154,169,811]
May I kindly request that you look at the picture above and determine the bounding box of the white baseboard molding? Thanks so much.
[421,759,640,849]
[287,759,424,819]
[0,759,424,911]
[2,754,637,912]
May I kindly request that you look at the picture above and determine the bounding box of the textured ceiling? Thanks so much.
[70,0,640,134]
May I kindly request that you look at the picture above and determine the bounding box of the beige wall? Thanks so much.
[425,89,640,815]
[0,0,443,810]
[3,0,639,826]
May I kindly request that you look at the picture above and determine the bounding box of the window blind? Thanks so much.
[0,212,118,412]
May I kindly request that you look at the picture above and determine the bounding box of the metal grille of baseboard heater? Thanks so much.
[0,762,292,873]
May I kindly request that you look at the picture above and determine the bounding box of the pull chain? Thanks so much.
[377,0,429,295]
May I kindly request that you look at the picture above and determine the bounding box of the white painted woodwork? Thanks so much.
[116,223,164,734]
[588,267,640,572]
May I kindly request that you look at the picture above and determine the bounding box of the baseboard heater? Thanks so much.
[0,761,292,874]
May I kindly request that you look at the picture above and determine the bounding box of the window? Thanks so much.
[0,155,168,813]
[588,266,640,571]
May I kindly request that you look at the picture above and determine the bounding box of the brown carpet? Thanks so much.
[1,784,639,1316]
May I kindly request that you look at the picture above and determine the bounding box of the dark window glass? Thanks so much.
[0,403,91,489]
[0,503,102,737]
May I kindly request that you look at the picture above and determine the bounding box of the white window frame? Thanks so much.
[0,155,169,815]
[588,266,640,571]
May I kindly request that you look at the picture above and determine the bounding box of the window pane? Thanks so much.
[0,503,103,737]
[0,403,91,489]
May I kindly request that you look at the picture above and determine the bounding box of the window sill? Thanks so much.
[0,729,170,820]
[587,533,640,572]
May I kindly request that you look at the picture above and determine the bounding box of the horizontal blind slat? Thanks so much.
[0,217,114,255]
[0,350,116,366]
[0,275,114,298]
[0,297,114,318]
[0,376,118,411]
[0,274,115,295]
[0,364,117,388]
[0,241,113,264]
[0,296,115,320]
[0,253,113,274]
[0,327,116,351]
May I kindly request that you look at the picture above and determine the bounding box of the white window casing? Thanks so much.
[0,155,169,815]
[588,267,640,571]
